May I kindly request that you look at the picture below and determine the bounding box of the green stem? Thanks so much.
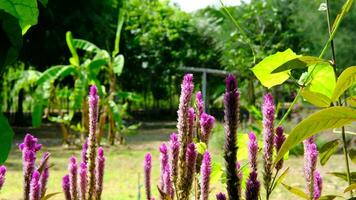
[341,127,353,197]
[277,88,301,126]
[268,169,280,198]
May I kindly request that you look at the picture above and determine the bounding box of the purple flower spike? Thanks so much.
[200,113,215,145]
[144,153,152,200]
[184,143,197,198]
[216,193,227,200]
[303,138,318,199]
[169,133,179,186]
[95,147,105,199]
[81,139,88,164]
[200,151,211,200]
[39,152,50,198]
[78,162,87,200]
[29,170,41,200]
[196,91,205,116]
[87,85,99,198]
[68,156,78,200]
[314,171,322,200]
[62,174,72,200]
[0,165,7,190]
[187,107,195,144]
[20,134,42,200]
[159,143,169,191]
[275,126,286,170]
[223,74,241,200]
[248,132,258,171]
[245,171,260,200]
[163,165,173,198]
[262,93,275,192]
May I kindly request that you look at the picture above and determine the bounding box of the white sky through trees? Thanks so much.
[171,0,244,12]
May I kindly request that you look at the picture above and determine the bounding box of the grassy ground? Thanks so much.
[0,121,353,200]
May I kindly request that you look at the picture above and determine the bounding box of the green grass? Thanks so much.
[0,122,352,200]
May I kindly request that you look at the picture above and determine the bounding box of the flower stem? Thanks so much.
[277,89,301,127]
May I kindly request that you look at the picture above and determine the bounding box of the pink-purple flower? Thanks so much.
[0,165,6,191]
[200,151,211,200]
[144,153,152,200]
[200,113,215,145]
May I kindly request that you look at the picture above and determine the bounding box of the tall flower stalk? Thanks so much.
[95,147,105,200]
[223,74,241,200]
[144,153,152,200]
[262,93,275,200]
[0,166,6,191]
[87,85,99,198]
[246,132,260,200]
[169,133,179,189]
[200,151,211,200]
[68,156,78,200]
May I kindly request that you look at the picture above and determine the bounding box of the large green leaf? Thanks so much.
[0,113,14,164]
[305,63,336,99]
[37,65,75,85]
[272,56,328,73]
[0,0,39,34]
[344,184,356,193]
[113,54,124,76]
[251,49,299,88]
[31,100,43,128]
[301,89,331,108]
[72,39,100,53]
[319,195,342,200]
[331,66,356,102]
[112,8,125,57]
[281,183,308,199]
[319,139,340,166]
[274,107,356,164]
[66,32,80,66]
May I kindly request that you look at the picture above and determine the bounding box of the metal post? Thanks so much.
[202,71,207,112]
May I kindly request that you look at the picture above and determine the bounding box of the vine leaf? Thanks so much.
[251,49,299,88]
[319,139,340,166]
[272,56,328,73]
[301,89,331,107]
[274,107,356,164]
[331,66,356,102]
[281,183,308,199]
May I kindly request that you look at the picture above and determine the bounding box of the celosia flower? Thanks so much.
[38,152,50,198]
[314,171,322,200]
[200,113,215,145]
[29,170,41,200]
[181,142,197,199]
[196,91,204,116]
[200,151,211,200]
[169,133,179,186]
[275,126,285,170]
[245,171,260,200]
[81,139,88,164]
[303,138,318,199]
[19,134,42,200]
[87,85,99,197]
[0,165,6,190]
[223,74,240,200]
[248,132,258,171]
[159,143,169,191]
[187,108,195,144]
[95,147,105,200]
[68,156,78,200]
[144,153,152,200]
[78,162,87,200]
[216,193,227,200]
[262,93,275,192]
[177,74,194,200]
[62,174,72,200]
[163,165,173,198]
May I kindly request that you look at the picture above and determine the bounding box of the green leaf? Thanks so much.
[0,0,39,34]
[319,195,343,200]
[41,192,61,200]
[251,49,299,88]
[346,96,356,107]
[349,149,356,164]
[272,167,289,191]
[328,172,356,183]
[211,162,224,184]
[113,8,125,56]
[72,39,100,53]
[66,31,80,66]
[196,142,207,155]
[319,139,340,166]
[31,101,43,128]
[37,65,75,85]
[113,54,124,76]
[274,107,356,164]
[0,113,14,164]
[301,89,331,107]
[331,66,356,102]
[344,184,356,193]
[281,183,308,199]
[305,63,336,99]
[237,133,249,160]
[272,56,328,73]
